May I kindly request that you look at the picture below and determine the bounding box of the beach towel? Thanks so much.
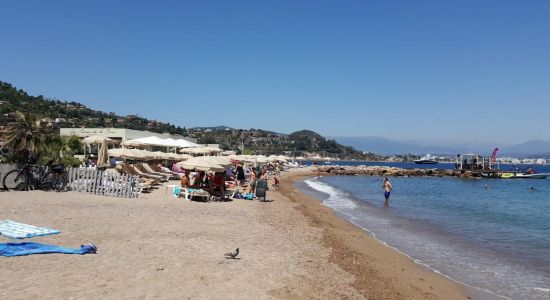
[0,220,60,239]
[0,242,97,257]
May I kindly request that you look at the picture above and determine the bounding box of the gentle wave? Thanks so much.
[304,177,357,210]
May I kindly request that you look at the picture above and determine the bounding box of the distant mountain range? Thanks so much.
[331,136,550,157]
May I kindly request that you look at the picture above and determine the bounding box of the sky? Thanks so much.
[1,0,549,144]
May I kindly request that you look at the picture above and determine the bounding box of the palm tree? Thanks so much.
[5,111,53,160]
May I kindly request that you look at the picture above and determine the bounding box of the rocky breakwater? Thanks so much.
[316,165,481,178]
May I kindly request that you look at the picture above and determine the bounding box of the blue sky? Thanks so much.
[1,0,549,143]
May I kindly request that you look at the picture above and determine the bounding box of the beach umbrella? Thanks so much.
[207,147,223,154]
[97,139,110,167]
[177,153,193,160]
[83,135,118,145]
[180,147,210,155]
[152,151,172,160]
[176,157,225,172]
[108,148,148,160]
[205,156,232,167]
[174,139,200,148]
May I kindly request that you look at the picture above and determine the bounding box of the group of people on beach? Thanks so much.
[180,161,282,201]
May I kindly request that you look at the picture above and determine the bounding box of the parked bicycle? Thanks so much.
[2,160,67,191]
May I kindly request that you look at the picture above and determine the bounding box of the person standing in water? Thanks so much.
[383,177,393,205]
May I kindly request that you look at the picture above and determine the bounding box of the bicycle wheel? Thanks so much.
[43,172,67,191]
[2,170,29,191]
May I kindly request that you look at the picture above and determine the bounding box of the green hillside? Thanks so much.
[0,81,380,160]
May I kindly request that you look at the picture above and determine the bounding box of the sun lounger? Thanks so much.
[140,163,173,180]
[130,165,165,181]
[119,165,159,186]
[151,164,181,178]
[118,165,155,184]
[183,188,210,201]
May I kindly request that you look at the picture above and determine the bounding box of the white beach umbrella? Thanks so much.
[108,148,146,160]
[177,153,193,160]
[83,135,118,145]
[206,156,233,167]
[97,139,110,167]
[176,157,225,172]
[152,151,172,160]
[180,147,211,155]
[122,136,167,147]
[174,139,200,148]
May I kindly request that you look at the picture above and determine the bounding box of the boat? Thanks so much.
[414,154,438,164]
[500,172,515,179]
[496,172,550,179]
[510,173,550,179]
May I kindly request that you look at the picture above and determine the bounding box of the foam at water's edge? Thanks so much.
[301,177,513,300]
[304,178,357,210]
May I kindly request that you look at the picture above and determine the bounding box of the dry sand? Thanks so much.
[0,168,470,299]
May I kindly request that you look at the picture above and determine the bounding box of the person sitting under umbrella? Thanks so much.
[208,172,226,200]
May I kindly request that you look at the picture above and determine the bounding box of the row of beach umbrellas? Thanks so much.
[83,135,296,172]
[107,148,193,161]
[175,155,292,172]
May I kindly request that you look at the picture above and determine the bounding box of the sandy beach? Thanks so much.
[0,168,468,299]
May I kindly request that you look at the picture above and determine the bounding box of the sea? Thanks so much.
[296,162,550,299]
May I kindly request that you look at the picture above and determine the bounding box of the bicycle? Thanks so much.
[2,160,67,191]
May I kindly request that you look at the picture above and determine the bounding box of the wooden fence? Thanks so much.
[66,167,140,198]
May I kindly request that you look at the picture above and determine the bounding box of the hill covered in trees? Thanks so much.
[0,81,187,135]
[0,81,381,160]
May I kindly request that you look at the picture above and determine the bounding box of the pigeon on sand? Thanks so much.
[225,248,239,259]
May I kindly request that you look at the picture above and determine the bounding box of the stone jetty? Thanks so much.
[316,165,481,178]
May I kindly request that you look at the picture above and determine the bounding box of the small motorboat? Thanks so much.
[414,154,438,164]
[510,173,550,179]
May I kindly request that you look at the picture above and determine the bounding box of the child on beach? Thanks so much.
[273,176,280,191]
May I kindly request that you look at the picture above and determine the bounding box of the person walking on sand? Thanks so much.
[383,177,393,205]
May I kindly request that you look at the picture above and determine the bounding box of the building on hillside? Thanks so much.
[59,127,197,143]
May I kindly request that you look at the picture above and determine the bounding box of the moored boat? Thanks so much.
[415,154,438,164]
[510,173,550,179]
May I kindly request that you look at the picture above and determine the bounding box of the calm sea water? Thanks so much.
[298,162,550,299]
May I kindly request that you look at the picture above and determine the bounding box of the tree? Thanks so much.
[40,134,82,160]
[5,111,53,160]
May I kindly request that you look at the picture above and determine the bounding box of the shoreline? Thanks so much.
[0,167,499,299]
[278,168,471,299]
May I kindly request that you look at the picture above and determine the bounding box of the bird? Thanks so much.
[225,248,239,259]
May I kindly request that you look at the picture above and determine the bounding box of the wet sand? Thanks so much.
[0,168,468,299]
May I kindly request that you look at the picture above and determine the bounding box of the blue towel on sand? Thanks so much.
[0,242,97,257]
